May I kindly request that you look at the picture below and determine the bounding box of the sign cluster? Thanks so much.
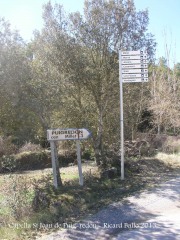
[120,50,148,83]
[47,49,149,185]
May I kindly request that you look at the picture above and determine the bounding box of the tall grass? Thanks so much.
[156,152,180,167]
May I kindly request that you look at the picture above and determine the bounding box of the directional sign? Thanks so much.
[47,128,91,141]
[122,64,148,69]
[122,69,148,74]
[122,73,148,79]
[122,59,148,64]
[121,50,147,55]
[122,78,148,83]
[121,55,147,60]
[119,49,149,181]
[120,50,148,84]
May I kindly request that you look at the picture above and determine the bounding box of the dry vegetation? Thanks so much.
[0,136,180,240]
[0,151,179,240]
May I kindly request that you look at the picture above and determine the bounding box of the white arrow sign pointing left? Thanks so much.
[47,128,91,141]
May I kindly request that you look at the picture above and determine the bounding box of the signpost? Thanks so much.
[119,50,148,180]
[47,128,91,188]
[47,128,91,141]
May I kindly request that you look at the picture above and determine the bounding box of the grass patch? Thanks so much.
[0,156,180,239]
[61,172,79,181]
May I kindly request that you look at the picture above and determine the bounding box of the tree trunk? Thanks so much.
[94,109,106,167]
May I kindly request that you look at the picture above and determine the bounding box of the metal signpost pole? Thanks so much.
[76,140,84,186]
[119,50,125,180]
[119,49,148,180]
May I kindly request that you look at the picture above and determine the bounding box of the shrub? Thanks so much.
[0,155,16,172]
[163,137,180,153]
[3,174,34,220]
[14,151,51,171]
[0,151,51,173]
[0,136,17,157]
[82,148,95,160]
[18,142,42,153]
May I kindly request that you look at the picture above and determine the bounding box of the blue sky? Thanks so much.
[0,0,180,66]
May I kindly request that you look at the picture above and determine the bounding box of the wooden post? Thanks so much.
[76,140,83,186]
[50,141,62,188]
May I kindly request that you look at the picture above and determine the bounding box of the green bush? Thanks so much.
[163,138,180,154]
[0,136,17,157]
[4,174,34,220]
[0,151,51,173]
[18,142,43,153]
[82,148,95,161]
[0,155,17,172]
[15,151,51,171]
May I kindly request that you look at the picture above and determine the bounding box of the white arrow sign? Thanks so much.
[121,55,147,60]
[122,78,148,83]
[47,128,91,141]
[122,73,148,79]
[122,59,148,64]
[121,50,147,55]
[122,64,148,69]
[122,69,148,74]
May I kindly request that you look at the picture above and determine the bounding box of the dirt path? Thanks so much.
[36,176,180,240]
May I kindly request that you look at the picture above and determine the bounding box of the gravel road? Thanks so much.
[37,176,180,240]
